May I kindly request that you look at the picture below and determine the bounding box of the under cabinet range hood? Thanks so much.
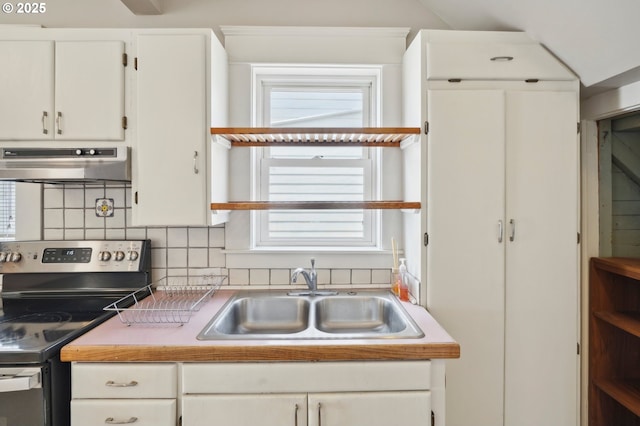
[0,147,131,183]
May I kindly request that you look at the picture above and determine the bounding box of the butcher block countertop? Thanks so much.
[61,290,460,362]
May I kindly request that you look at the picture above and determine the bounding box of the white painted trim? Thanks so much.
[220,26,410,39]
[581,80,640,120]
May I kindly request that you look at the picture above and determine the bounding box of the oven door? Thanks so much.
[0,366,45,426]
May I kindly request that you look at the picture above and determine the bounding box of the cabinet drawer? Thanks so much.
[426,42,575,81]
[183,361,431,394]
[72,363,177,398]
[71,399,176,426]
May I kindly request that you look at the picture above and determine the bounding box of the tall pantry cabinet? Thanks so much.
[402,30,580,426]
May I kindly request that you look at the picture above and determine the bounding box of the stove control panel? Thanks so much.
[0,240,150,273]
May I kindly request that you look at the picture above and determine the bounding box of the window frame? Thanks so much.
[251,65,382,249]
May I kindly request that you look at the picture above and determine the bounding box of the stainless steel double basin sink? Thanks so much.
[197,290,424,340]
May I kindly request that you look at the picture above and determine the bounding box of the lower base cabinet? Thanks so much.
[181,361,438,426]
[182,392,431,426]
[71,360,444,426]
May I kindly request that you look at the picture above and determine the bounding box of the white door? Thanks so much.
[0,41,54,140]
[308,392,431,426]
[426,89,506,426]
[503,90,579,426]
[134,34,207,226]
[181,394,307,426]
[55,41,125,140]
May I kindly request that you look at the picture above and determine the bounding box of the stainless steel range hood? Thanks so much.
[0,147,131,184]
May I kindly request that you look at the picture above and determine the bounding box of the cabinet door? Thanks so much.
[71,399,176,426]
[134,34,207,226]
[426,89,506,426]
[0,41,54,140]
[55,41,125,140]
[308,391,431,426]
[503,90,579,426]
[182,394,307,426]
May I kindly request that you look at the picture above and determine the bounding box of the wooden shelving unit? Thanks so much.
[589,257,640,426]
[209,127,422,212]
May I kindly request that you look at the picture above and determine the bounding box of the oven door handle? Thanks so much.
[0,368,42,392]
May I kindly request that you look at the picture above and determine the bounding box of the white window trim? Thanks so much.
[250,65,383,250]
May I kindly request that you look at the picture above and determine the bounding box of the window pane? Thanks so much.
[0,182,16,241]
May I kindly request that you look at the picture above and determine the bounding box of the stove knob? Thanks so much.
[75,149,83,156]
[98,251,112,261]
[88,149,96,155]
[0,252,7,262]
[114,251,125,261]
[127,250,139,261]
[8,252,22,262]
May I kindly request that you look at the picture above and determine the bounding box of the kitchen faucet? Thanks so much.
[291,258,317,293]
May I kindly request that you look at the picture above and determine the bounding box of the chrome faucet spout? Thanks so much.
[291,258,318,293]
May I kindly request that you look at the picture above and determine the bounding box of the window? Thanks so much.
[253,67,381,248]
[0,182,15,241]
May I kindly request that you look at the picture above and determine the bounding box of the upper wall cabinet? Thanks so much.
[131,30,229,227]
[0,40,126,141]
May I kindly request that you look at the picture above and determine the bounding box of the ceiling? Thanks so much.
[416,0,640,98]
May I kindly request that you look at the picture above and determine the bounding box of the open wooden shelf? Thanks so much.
[589,257,640,425]
[210,201,421,211]
[594,311,640,338]
[595,379,640,418]
[210,127,421,147]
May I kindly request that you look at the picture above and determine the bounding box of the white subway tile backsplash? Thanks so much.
[188,228,209,247]
[85,228,106,240]
[208,248,226,268]
[209,227,224,247]
[270,269,291,285]
[64,209,84,228]
[330,269,351,285]
[167,227,188,247]
[230,269,249,285]
[351,269,372,285]
[372,269,392,284]
[147,228,167,247]
[316,269,331,285]
[64,188,85,208]
[105,228,126,239]
[44,209,64,229]
[44,188,64,208]
[188,248,208,268]
[249,269,270,285]
[84,209,105,229]
[167,248,187,268]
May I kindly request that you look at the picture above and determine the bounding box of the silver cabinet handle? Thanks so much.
[105,417,138,424]
[498,220,504,243]
[490,56,514,61]
[317,402,322,426]
[56,111,62,135]
[42,111,48,134]
[193,151,199,174]
[294,403,299,426]
[105,380,138,387]
[509,219,515,242]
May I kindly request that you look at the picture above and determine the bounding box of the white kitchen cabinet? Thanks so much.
[183,391,431,426]
[70,363,178,426]
[181,361,439,426]
[132,30,229,226]
[402,30,580,426]
[0,40,125,141]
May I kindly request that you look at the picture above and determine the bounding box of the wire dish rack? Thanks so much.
[104,275,227,326]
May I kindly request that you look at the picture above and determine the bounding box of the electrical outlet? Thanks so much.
[95,198,115,217]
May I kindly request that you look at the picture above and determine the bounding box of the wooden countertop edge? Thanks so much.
[60,342,460,362]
